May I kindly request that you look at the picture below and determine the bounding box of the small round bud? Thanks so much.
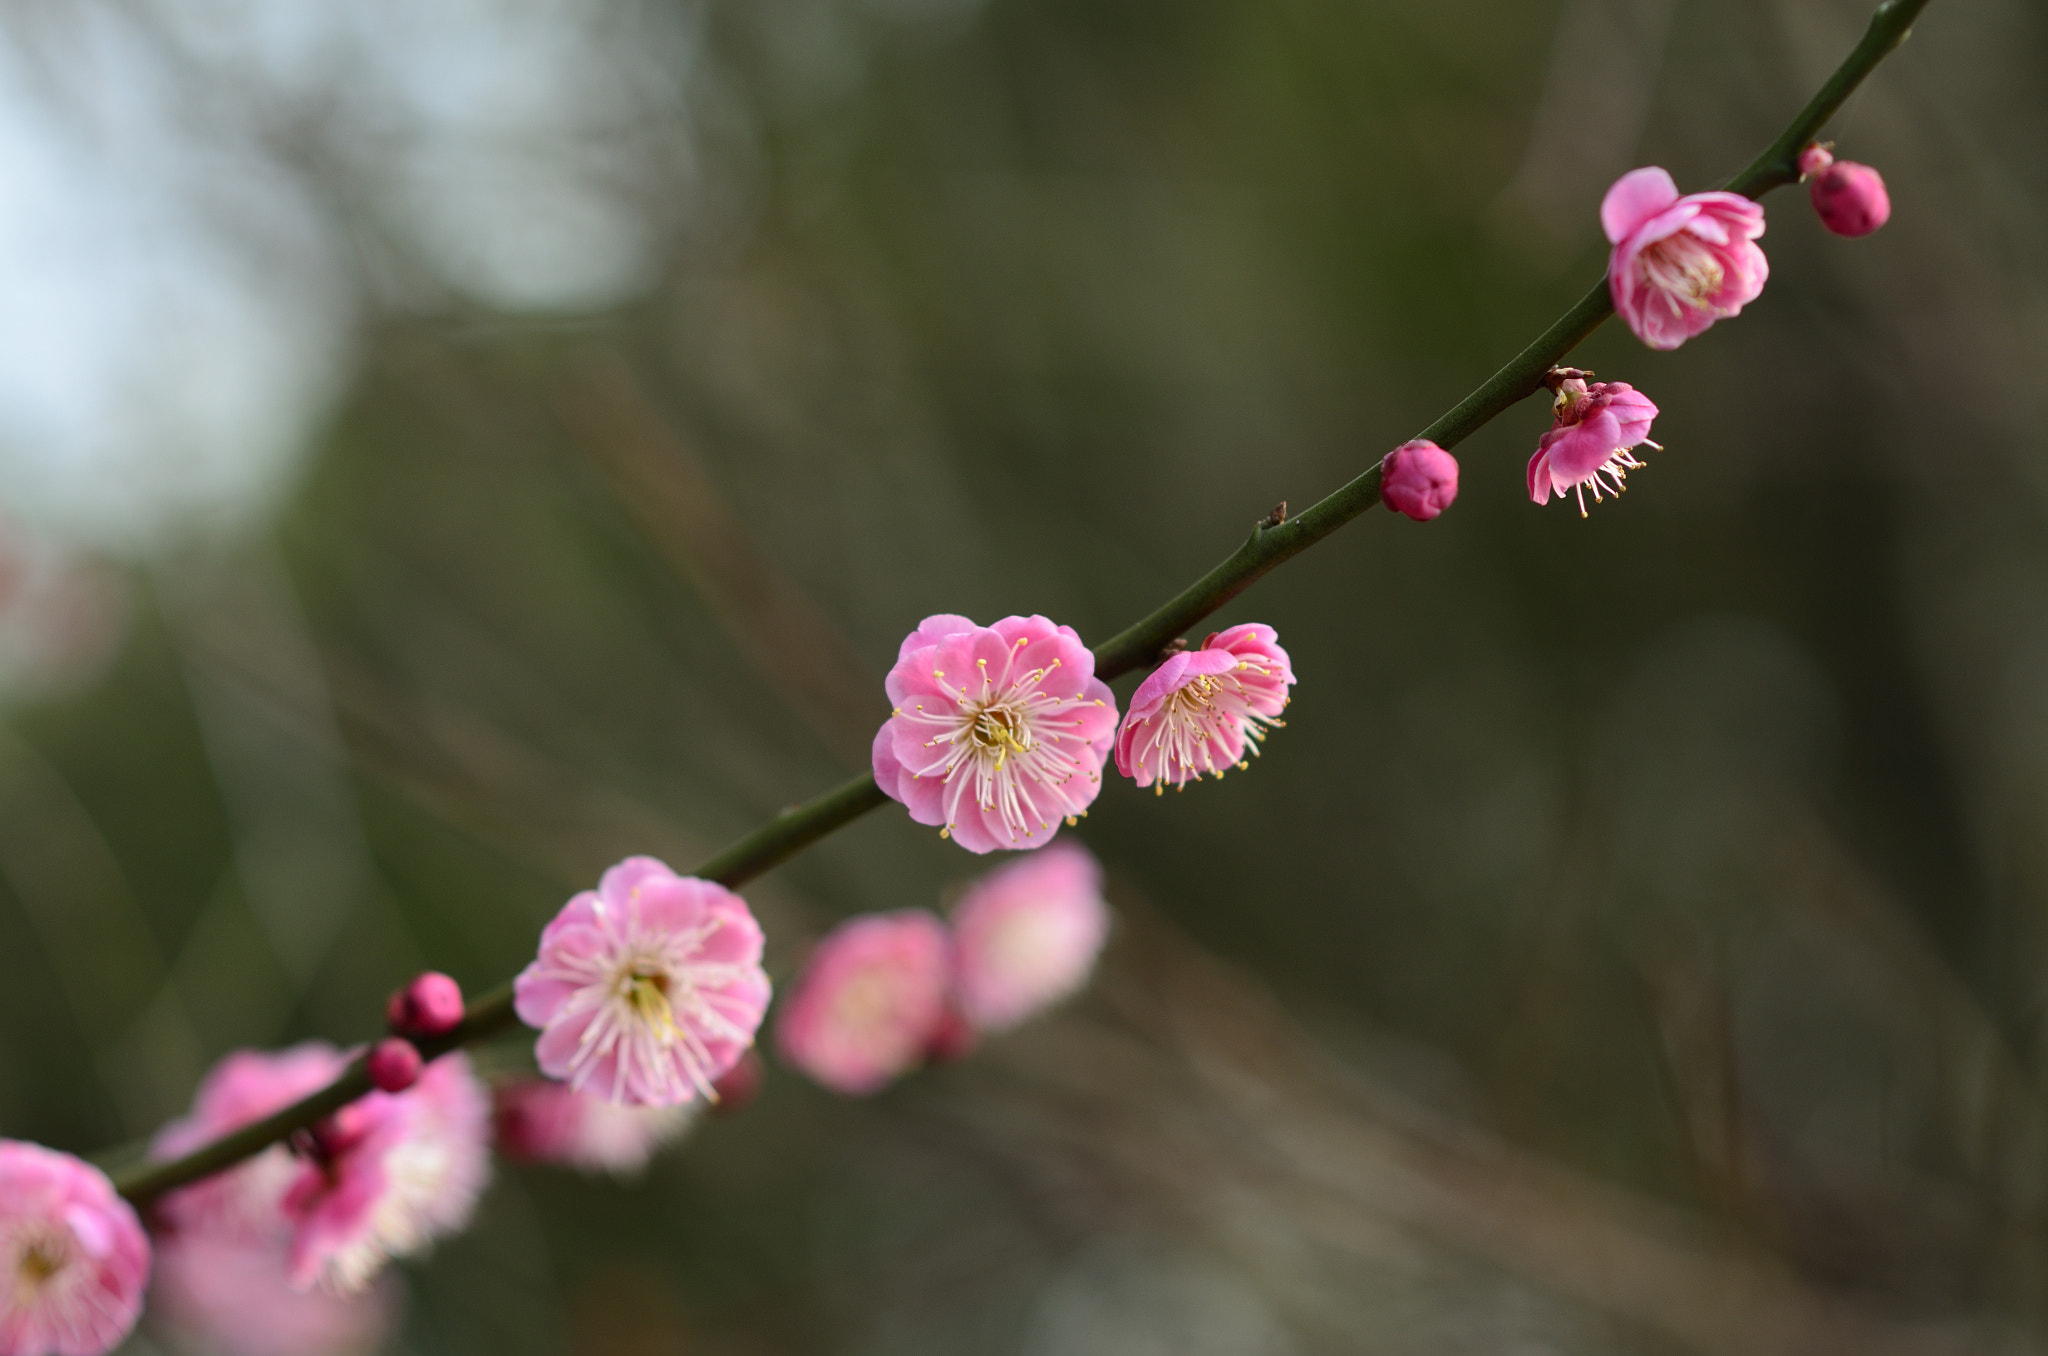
[367,1038,424,1093]
[387,971,465,1039]
[1810,160,1890,238]
[1381,439,1460,522]
[306,1103,375,1160]
[708,1048,764,1116]
[1796,142,1834,180]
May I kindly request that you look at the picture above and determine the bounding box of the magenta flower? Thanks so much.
[281,1052,491,1293]
[151,1233,400,1356]
[1603,166,1768,350]
[493,1077,696,1176]
[0,1140,150,1356]
[1528,377,1661,515]
[153,1043,353,1244]
[775,911,951,1096]
[1380,440,1460,522]
[950,841,1110,1033]
[514,856,771,1107]
[1114,623,1295,791]
[873,614,1118,854]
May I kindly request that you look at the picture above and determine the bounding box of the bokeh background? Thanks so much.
[1,0,2045,1351]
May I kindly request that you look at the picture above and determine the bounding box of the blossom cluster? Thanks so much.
[777,842,1112,1094]
[0,141,1902,1356]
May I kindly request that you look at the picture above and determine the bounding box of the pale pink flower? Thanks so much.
[775,911,951,1096]
[873,614,1118,854]
[152,1043,352,1243]
[281,1053,492,1294]
[1528,378,1662,515]
[1114,624,1294,791]
[514,856,772,1107]
[493,1077,696,1176]
[151,1232,399,1356]
[950,841,1110,1033]
[1810,160,1890,238]
[1603,166,1768,350]
[0,1140,150,1356]
[1380,440,1460,522]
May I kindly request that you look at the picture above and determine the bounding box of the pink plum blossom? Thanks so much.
[514,856,771,1107]
[1528,376,1662,516]
[281,1052,492,1294]
[950,841,1110,1033]
[874,614,1118,854]
[151,1233,399,1356]
[152,1043,353,1244]
[1603,166,1768,350]
[1380,440,1460,522]
[775,911,951,1096]
[493,1077,696,1176]
[1114,624,1295,791]
[0,1140,150,1356]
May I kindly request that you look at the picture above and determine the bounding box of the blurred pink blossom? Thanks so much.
[514,857,771,1107]
[152,1043,352,1243]
[874,614,1118,854]
[1114,624,1294,792]
[1603,166,1768,350]
[493,1077,696,1176]
[1810,160,1891,237]
[1380,440,1460,522]
[151,1233,398,1356]
[281,1053,491,1294]
[950,841,1110,1033]
[1528,379,1662,515]
[0,1140,150,1356]
[775,911,951,1096]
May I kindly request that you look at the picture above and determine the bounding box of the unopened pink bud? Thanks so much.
[1810,160,1890,237]
[1796,143,1834,180]
[1381,439,1459,522]
[366,1038,423,1093]
[387,971,464,1039]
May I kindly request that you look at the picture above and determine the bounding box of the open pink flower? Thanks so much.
[281,1053,491,1294]
[152,1233,400,1356]
[874,614,1118,854]
[950,841,1110,1033]
[1528,378,1661,515]
[1603,167,1768,350]
[514,856,771,1107]
[0,1140,150,1356]
[1114,624,1294,791]
[493,1077,696,1176]
[775,911,951,1096]
[152,1043,353,1243]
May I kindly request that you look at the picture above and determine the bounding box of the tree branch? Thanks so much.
[109,0,1931,1209]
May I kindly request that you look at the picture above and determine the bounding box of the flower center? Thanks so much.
[14,1232,67,1289]
[967,703,1032,767]
[1641,231,1725,308]
[619,966,679,1043]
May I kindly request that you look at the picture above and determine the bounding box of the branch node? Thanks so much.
[1260,501,1287,529]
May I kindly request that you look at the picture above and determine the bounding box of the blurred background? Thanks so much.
[0,0,2043,1351]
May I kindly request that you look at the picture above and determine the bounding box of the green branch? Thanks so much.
[109,0,1928,1210]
